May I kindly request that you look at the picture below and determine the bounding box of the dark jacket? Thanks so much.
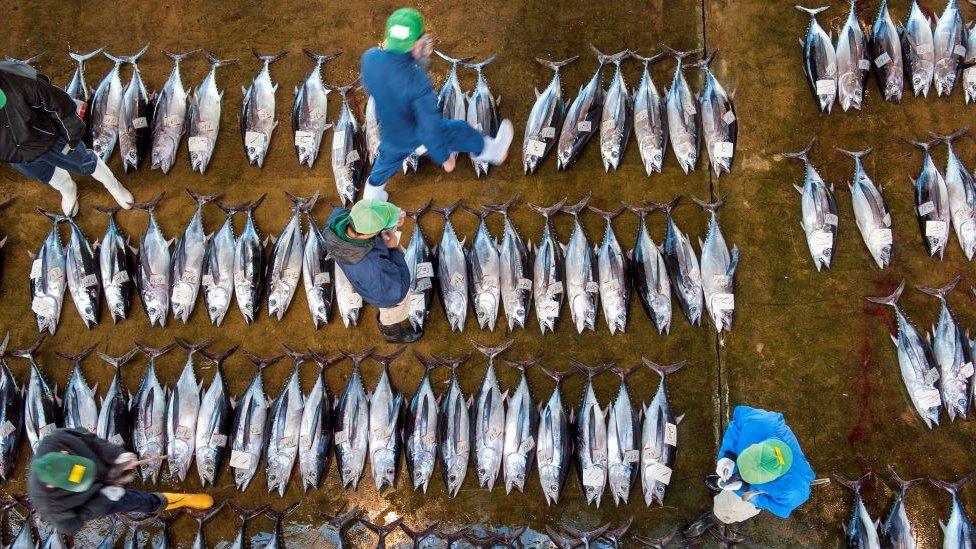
[325,207,411,308]
[0,63,86,163]
[360,48,452,163]
[27,428,125,534]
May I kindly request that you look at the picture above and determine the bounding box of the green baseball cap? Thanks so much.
[33,451,96,492]
[350,199,401,234]
[0,89,6,109]
[384,8,425,53]
[736,439,793,485]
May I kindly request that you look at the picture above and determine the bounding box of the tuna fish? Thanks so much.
[871,0,905,102]
[0,336,22,478]
[39,210,100,329]
[836,1,869,111]
[905,138,951,259]
[903,1,937,97]
[917,277,970,421]
[694,198,739,332]
[302,199,333,329]
[559,524,611,549]
[488,196,531,332]
[640,360,684,506]
[434,201,469,332]
[30,212,66,334]
[301,352,339,491]
[837,149,892,269]
[405,353,440,492]
[435,51,471,124]
[150,50,196,173]
[65,48,103,134]
[523,56,578,174]
[463,205,501,331]
[187,52,236,174]
[882,466,922,549]
[360,518,404,549]
[936,129,976,260]
[89,48,142,161]
[321,506,362,549]
[589,207,629,335]
[663,45,702,173]
[131,342,172,481]
[695,52,737,177]
[364,95,380,166]
[603,518,634,549]
[171,190,219,324]
[530,198,566,334]
[796,6,837,112]
[94,206,134,323]
[228,503,269,549]
[188,504,224,549]
[471,340,512,490]
[784,140,838,271]
[534,361,573,506]
[574,361,608,507]
[632,52,668,175]
[598,49,632,172]
[367,347,404,491]
[930,475,976,547]
[202,200,238,325]
[966,29,976,103]
[402,202,435,331]
[240,51,287,167]
[328,80,367,206]
[836,474,883,549]
[656,198,703,325]
[606,366,639,505]
[626,204,672,334]
[117,47,152,173]
[401,522,440,549]
[57,345,98,434]
[166,338,212,482]
[231,351,281,490]
[557,46,617,170]
[501,357,538,494]
[264,502,300,549]
[562,195,598,334]
[133,192,171,327]
[334,260,363,327]
[233,195,267,323]
[437,353,472,497]
[292,49,341,168]
[267,192,316,320]
[933,0,967,96]
[265,345,306,496]
[465,55,501,177]
[95,348,137,448]
[867,282,942,428]
[334,349,371,490]
[195,345,236,487]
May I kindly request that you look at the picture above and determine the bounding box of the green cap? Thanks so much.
[350,199,401,234]
[384,8,424,53]
[736,439,793,485]
[0,89,6,109]
[33,451,96,492]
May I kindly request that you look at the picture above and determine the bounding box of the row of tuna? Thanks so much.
[784,132,976,271]
[797,0,976,112]
[28,190,739,335]
[0,336,687,508]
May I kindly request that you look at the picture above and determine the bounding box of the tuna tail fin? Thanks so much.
[431,353,471,373]
[404,199,433,220]
[132,191,165,213]
[587,205,625,221]
[709,527,747,546]
[604,517,634,544]
[570,359,608,379]
[134,341,176,360]
[463,53,498,73]
[227,501,269,521]
[241,350,285,370]
[11,335,46,361]
[324,77,362,97]
[560,193,592,216]
[175,338,214,356]
[432,200,464,220]
[265,502,301,522]
[794,5,830,17]
[245,193,267,214]
[651,196,682,216]
[661,44,703,61]
[216,198,251,215]
[835,147,873,162]
[4,52,44,67]
[902,137,939,154]
[163,49,201,66]
[186,189,221,208]
[36,208,68,223]
[503,356,542,373]
[187,501,225,524]
[535,55,580,72]
[360,517,404,537]
[413,351,442,372]
[199,345,239,367]
[321,506,363,530]
[917,275,962,302]
[371,345,407,368]
[280,343,311,366]
[692,196,726,213]
[484,193,520,216]
[434,51,477,67]
[686,49,718,71]
[302,48,342,65]
[460,202,492,221]
[632,527,678,549]
[642,358,687,378]
[308,350,344,371]
[623,201,658,218]
[252,49,288,65]
[202,51,237,69]
[929,474,974,495]
[540,364,575,384]
[563,523,611,544]
[92,204,121,218]
[887,465,924,492]
[529,197,568,219]
[631,50,667,66]
[284,190,319,213]
[865,280,906,308]
[55,344,98,364]
[544,527,578,549]
[69,47,104,63]
[121,44,151,65]
[929,127,970,145]
[833,472,872,494]
[342,347,376,370]
[401,521,440,542]
[609,365,638,379]
[781,138,816,163]
[471,339,515,363]
[590,44,630,66]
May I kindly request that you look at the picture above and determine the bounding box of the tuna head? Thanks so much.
[609,464,632,504]
[476,447,502,487]
[446,455,467,495]
[540,465,562,505]
[504,453,528,494]
[372,448,397,490]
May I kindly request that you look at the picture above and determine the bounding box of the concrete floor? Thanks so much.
[1,0,974,547]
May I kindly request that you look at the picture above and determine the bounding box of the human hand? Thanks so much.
[382,229,400,248]
[412,35,434,61]
[442,154,456,173]
[396,209,406,228]
[716,458,735,481]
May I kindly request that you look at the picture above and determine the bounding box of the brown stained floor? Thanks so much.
[0,0,971,547]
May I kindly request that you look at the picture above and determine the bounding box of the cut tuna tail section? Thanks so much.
[929,474,974,495]
[623,201,658,218]
[309,350,345,370]
[324,77,363,97]
[404,199,432,220]
[412,351,443,372]
[360,517,404,540]
[342,347,376,372]
[265,501,301,522]
[642,358,687,378]
[632,527,679,549]
[36,208,67,223]
[609,365,638,379]
[202,51,236,69]
[484,194,520,216]
[865,280,906,308]
[540,364,575,384]
[544,526,581,549]
[503,356,541,372]
[434,51,476,66]
[460,203,493,221]
[782,138,817,163]
[187,501,225,525]
[92,204,121,218]
[794,5,830,18]
[917,275,962,302]
[603,517,634,545]
[652,196,683,216]
[535,55,580,72]
[563,523,611,545]
[134,341,176,360]
[302,48,342,65]
[887,464,924,492]
[570,359,609,379]
[903,137,939,154]
[69,48,103,64]
[587,205,625,221]
[687,49,719,71]
[471,339,514,363]
[590,44,630,66]
[529,197,567,219]
[833,472,872,494]
[252,49,288,65]
[284,189,319,213]
[132,191,165,213]
[930,127,970,145]
[661,44,703,61]
[431,353,471,372]
[241,350,285,370]
[836,147,873,161]
[118,44,150,65]
[631,51,667,66]
[463,53,498,73]
[199,345,239,366]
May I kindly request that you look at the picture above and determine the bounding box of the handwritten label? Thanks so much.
[31,296,54,317]
[210,433,227,447]
[542,126,556,138]
[917,43,932,55]
[415,277,432,291]
[314,272,331,285]
[712,293,735,313]
[149,274,166,286]
[577,120,592,133]
[113,270,130,284]
[961,362,975,378]
[624,449,640,463]
[824,213,838,226]
[722,110,736,125]
[229,450,252,469]
[163,115,182,128]
[647,462,673,484]
[811,230,833,255]
[955,44,968,57]
[526,139,546,156]
[188,136,208,153]
[415,262,434,279]
[519,436,535,453]
[665,423,678,446]
[585,281,599,293]
[333,130,346,149]
[244,131,266,149]
[334,430,348,445]
[345,292,363,308]
[918,201,936,216]
[30,260,42,279]
[346,149,360,164]
[450,272,464,287]
[926,220,949,239]
[295,130,314,149]
[175,425,193,439]
[816,79,836,96]
[870,228,893,247]
[582,467,605,487]
[713,141,734,159]
[132,116,148,129]
[858,59,871,71]
[875,52,891,68]
[172,283,193,305]
[517,278,533,291]
[917,389,942,408]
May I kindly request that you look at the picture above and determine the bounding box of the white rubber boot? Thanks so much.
[90,158,133,209]
[474,119,514,165]
[48,168,79,216]
[362,182,389,202]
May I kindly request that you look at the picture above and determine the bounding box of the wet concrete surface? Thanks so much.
[1,0,973,547]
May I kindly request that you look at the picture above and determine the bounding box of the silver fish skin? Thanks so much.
[657,198,703,326]
[436,51,471,123]
[188,52,235,174]
[870,0,905,102]
[364,95,380,165]
[932,475,976,548]
[562,196,598,334]
[405,354,439,492]
[523,56,578,174]
[837,149,892,269]
[502,358,539,494]
[240,50,287,167]
[965,27,976,102]
[88,50,128,161]
[329,80,367,206]
[58,346,98,434]
[368,348,405,491]
[42,211,100,329]
[95,349,137,449]
[590,207,629,335]
[472,341,512,490]
[171,190,219,324]
[694,199,739,333]
[334,259,363,327]
[151,50,196,174]
[231,352,280,490]
[65,48,103,118]
[464,206,501,331]
[233,195,266,323]
[903,1,936,97]
[599,49,632,171]
[641,360,684,507]
[118,48,151,173]
[938,130,976,260]
[606,366,639,505]
[489,196,531,332]
[835,474,882,549]
[796,6,837,112]
[402,203,435,331]
[202,201,237,325]
[663,46,702,173]
[435,201,468,332]
[836,0,869,111]
[784,140,838,271]
[300,352,337,491]
[267,192,316,320]
[465,55,500,177]
[94,206,134,323]
[0,336,23,478]
[917,277,970,421]
[627,204,672,334]
[133,193,171,327]
[574,362,608,507]
[881,467,922,549]
[334,349,371,490]
[530,199,566,334]
[632,52,668,175]
[30,215,66,334]
[867,282,942,428]
[302,208,334,329]
[933,0,967,96]
[695,52,737,177]
[265,346,306,496]
[195,345,236,487]
[557,46,618,170]
[132,343,173,482]
[906,139,951,258]
[15,337,61,454]
[437,355,471,497]
[292,49,340,168]
[166,339,211,482]
[535,367,572,507]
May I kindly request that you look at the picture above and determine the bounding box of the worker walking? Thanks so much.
[28,428,213,535]
[0,59,133,216]
[325,198,419,343]
[360,8,514,201]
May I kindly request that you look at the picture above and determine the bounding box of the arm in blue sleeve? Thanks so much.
[361,248,412,308]
[749,484,810,519]
[410,82,451,164]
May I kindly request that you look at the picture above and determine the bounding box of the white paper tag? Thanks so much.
[423,432,437,446]
[415,277,432,291]
[30,260,42,279]
[665,423,678,446]
[314,272,331,285]
[635,109,649,123]
[917,388,942,408]
[415,262,434,279]
[917,43,932,55]
[196,120,216,132]
[244,131,266,149]
[333,130,346,149]
[577,120,592,133]
[410,292,425,307]
[103,113,118,127]
[518,436,535,453]
[648,462,673,484]
[722,110,736,124]
[234,271,248,287]
[175,425,193,439]
[39,423,56,438]
[918,201,935,216]
[295,130,314,149]
[683,95,697,114]
[0,420,15,437]
[188,136,209,153]
[926,220,949,239]
[109,434,124,445]
[624,449,640,463]
[582,467,604,487]
[202,274,215,287]
[585,281,599,293]
[816,79,836,96]
[180,270,197,284]
[172,283,193,305]
[875,52,891,67]
[517,278,533,291]
[961,219,976,241]
[542,126,556,138]
[526,139,546,156]
[870,228,893,247]
[82,274,98,288]
[713,274,731,287]
[209,433,227,447]
[256,108,272,120]
[961,362,975,378]
[345,292,363,308]
[31,296,54,316]
[113,270,129,284]
[955,44,968,57]
[824,213,838,226]
[858,58,871,70]
[149,274,166,286]
[712,293,735,312]
[547,282,563,296]
[132,116,148,129]
[163,114,182,128]
[456,440,469,455]
[334,430,348,445]
[346,149,360,164]
[714,141,734,159]
[811,230,833,254]
[229,450,252,469]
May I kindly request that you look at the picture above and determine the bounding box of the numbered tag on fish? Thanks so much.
[162,114,182,128]
[109,434,124,445]
[113,270,130,284]
[967,69,976,84]
[869,228,892,247]
[547,282,563,297]
[196,120,216,133]
[244,131,266,150]
[585,281,599,294]
[229,450,253,469]
[294,130,314,149]
[955,44,968,57]
[409,292,426,308]
[486,426,503,441]
[423,432,437,446]
[526,139,546,157]
[874,52,891,68]
[249,423,263,437]
[313,272,331,285]
[926,220,949,239]
[517,278,533,291]
[518,436,535,453]
[415,277,432,292]
[209,433,227,447]
[345,149,360,164]
[648,462,673,484]
[712,274,731,287]
[456,440,469,455]
[103,113,118,127]
[635,109,649,123]
[722,110,736,125]
[815,79,836,96]
[824,213,838,226]
[234,271,249,287]
[542,126,556,138]
[682,95,697,115]
[79,273,97,288]
[960,362,975,378]
[131,116,148,129]
[450,272,464,288]
[858,58,871,71]
[29,259,42,279]
[577,120,592,133]
[582,467,605,487]
[917,43,932,55]
[180,269,198,284]
[333,130,346,149]
[924,368,940,384]
[171,283,192,305]
[345,292,363,308]
[917,389,942,408]
[188,136,209,153]
[665,423,678,446]
[624,449,640,463]
[149,274,167,286]
[0,420,15,437]
[415,262,434,279]
[333,430,348,445]
[810,230,833,255]
[713,142,734,159]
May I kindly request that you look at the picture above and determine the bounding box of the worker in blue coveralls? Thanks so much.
[360,7,514,201]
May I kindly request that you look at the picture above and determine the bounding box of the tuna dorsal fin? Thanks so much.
[528,197,568,219]
[471,339,514,363]
[865,280,906,309]
[642,358,687,378]
[134,341,176,361]
[916,275,962,302]
[175,338,214,356]
[302,48,342,66]
[281,343,311,366]
[199,345,239,367]
[241,350,284,370]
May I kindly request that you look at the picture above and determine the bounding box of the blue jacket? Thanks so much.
[717,406,815,518]
[360,47,452,163]
[324,208,411,308]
